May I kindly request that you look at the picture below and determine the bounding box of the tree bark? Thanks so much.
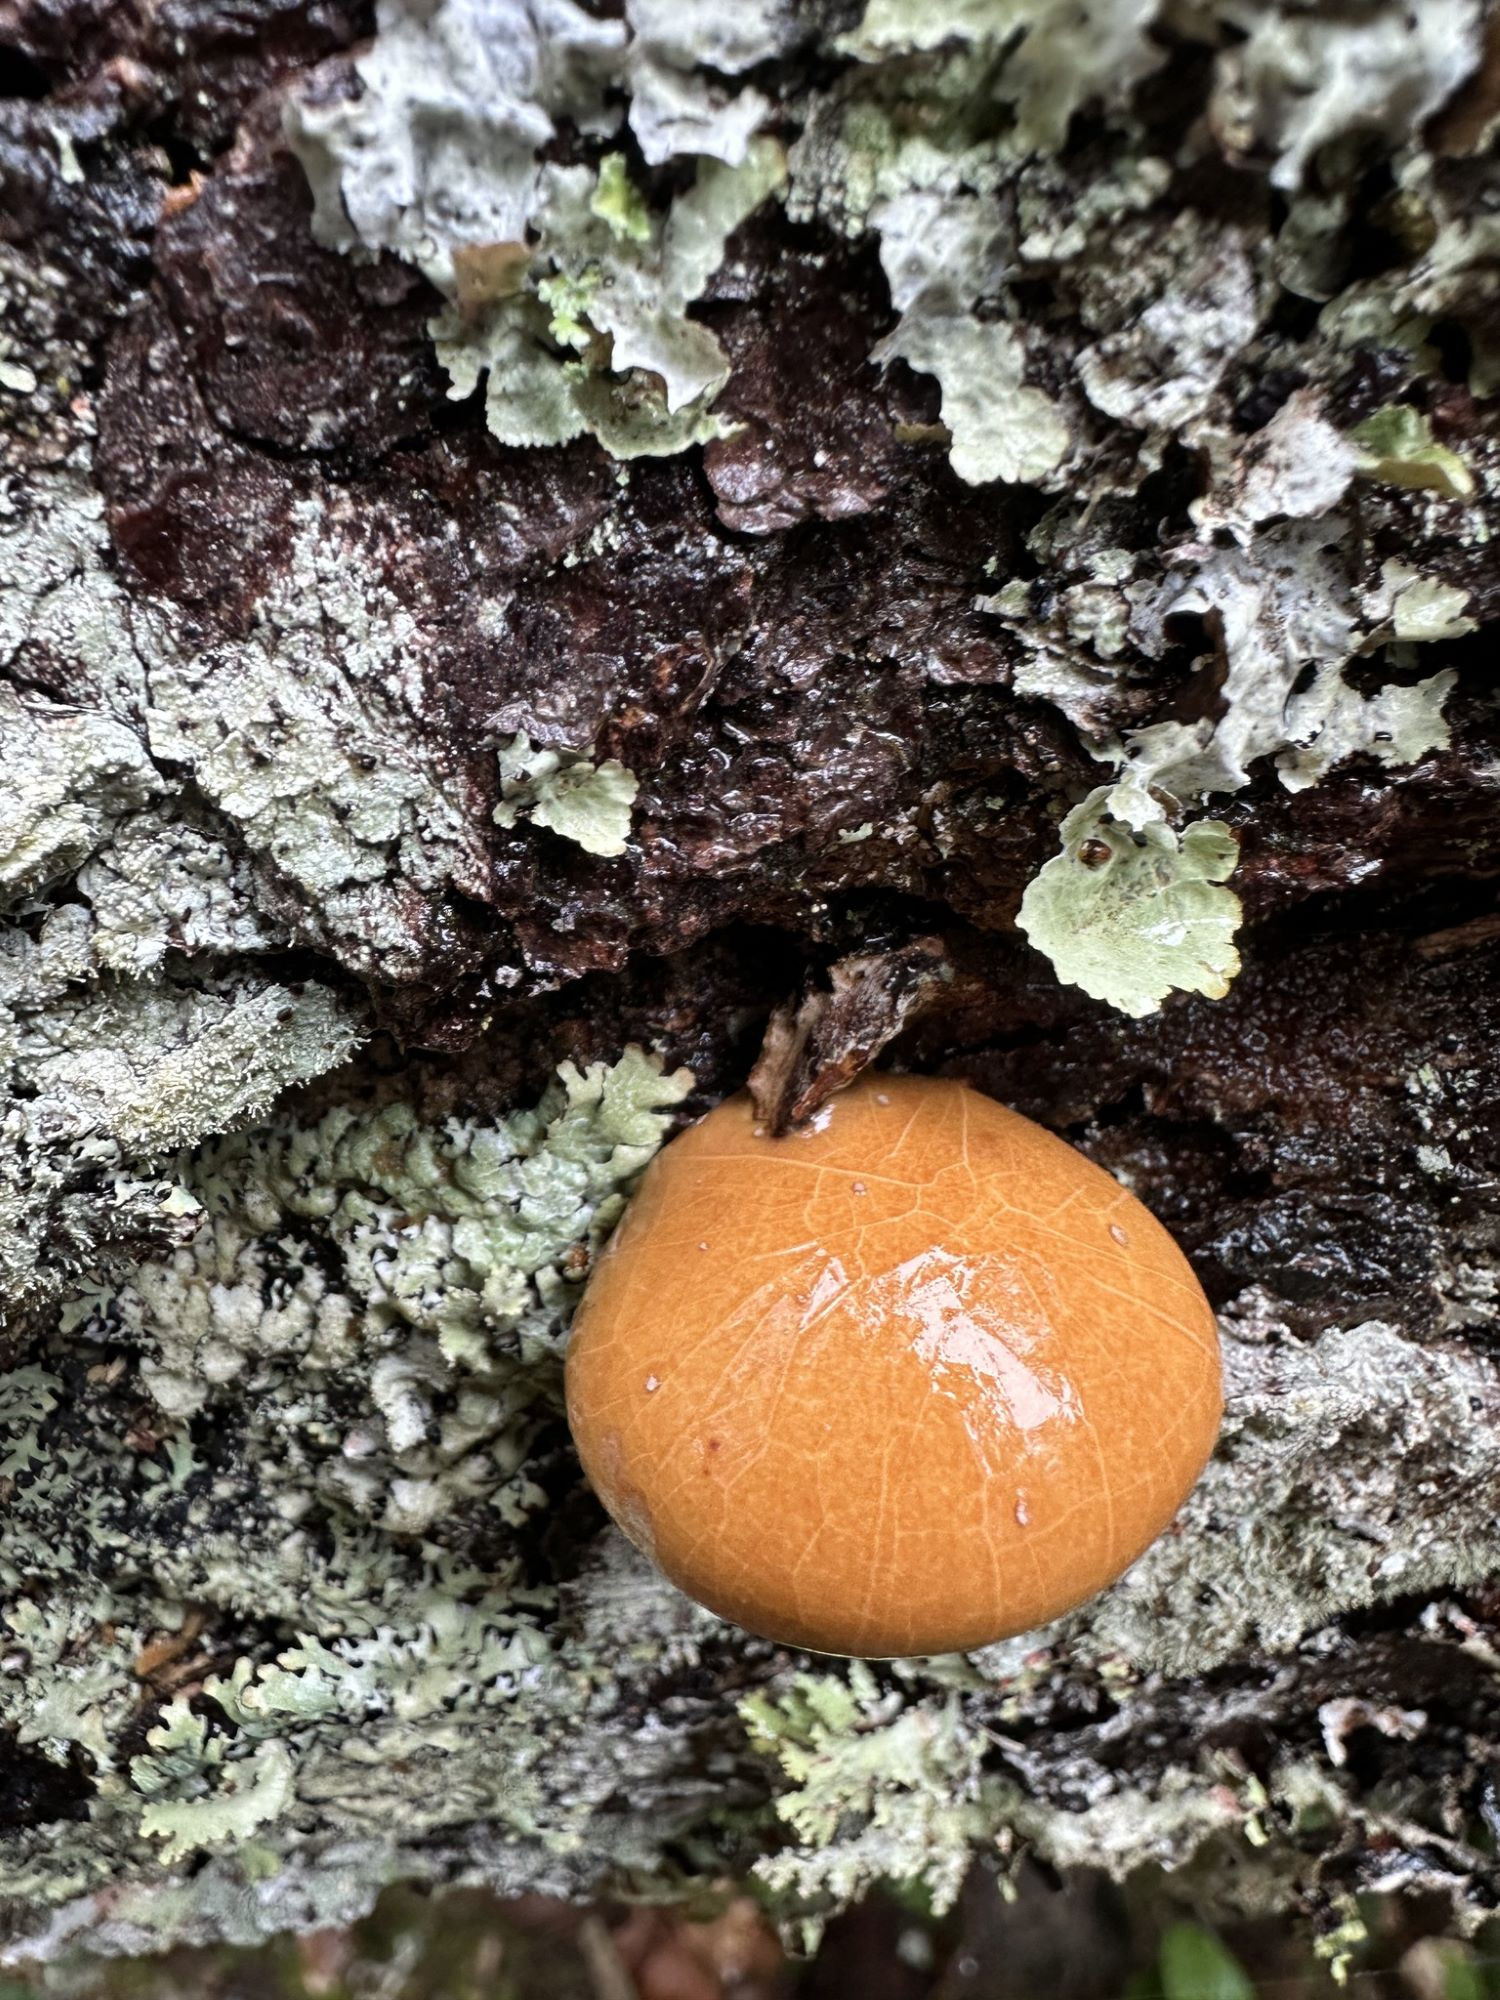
[2,0,1499,1971]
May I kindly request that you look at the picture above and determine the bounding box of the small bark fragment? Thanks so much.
[748,938,950,1134]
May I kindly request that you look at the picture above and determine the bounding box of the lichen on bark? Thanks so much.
[2,0,1500,1973]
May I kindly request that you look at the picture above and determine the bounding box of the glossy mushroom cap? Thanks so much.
[565,1074,1222,1658]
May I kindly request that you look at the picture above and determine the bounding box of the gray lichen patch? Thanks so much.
[836,0,1169,157]
[74,813,284,977]
[1082,1316,1500,1673]
[0,474,357,1331]
[1128,522,1458,805]
[1001,498,1463,1011]
[18,979,356,1157]
[0,959,357,1339]
[283,0,626,296]
[0,450,374,1334]
[0,689,156,902]
[871,191,1070,487]
[3,443,496,998]
[743,1663,988,1941]
[1205,0,1483,191]
[0,470,151,728]
[0,1052,697,1957]
[141,500,495,989]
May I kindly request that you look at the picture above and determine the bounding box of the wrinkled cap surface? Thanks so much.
[565,1074,1222,1657]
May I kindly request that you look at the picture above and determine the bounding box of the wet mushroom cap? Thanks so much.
[564,1074,1222,1658]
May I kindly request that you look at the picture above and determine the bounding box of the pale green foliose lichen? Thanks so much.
[1381,565,1480,643]
[1202,0,1482,192]
[1350,404,1478,501]
[1003,482,1467,1014]
[493,734,640,859]
[118,1044,692,1417]
[624,0,797,167]
[0,687,155,902]
[430,141,786,456]
[837,0,1167,155]
[777,0,1480,1019]
[1017,789,1241,1017]
[282,0,627,296]
[286,0,789,457]
[134,1718,295,1867]
[871,190,1070,486]
[1112,521,1460,807]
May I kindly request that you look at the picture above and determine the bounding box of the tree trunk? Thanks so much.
[2,0,1499,1972]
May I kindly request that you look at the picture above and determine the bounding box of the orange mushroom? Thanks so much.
[565,1074,1222,1657]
